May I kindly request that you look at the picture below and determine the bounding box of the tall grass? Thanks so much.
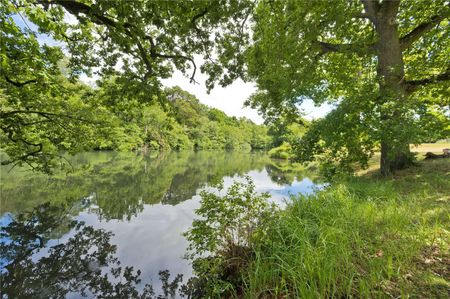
[243,160,449,298]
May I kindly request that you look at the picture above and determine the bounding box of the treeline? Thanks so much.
[93,81,271,152]
[1,68,272,173]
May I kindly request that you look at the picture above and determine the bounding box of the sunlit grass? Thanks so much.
[410,142,450,154]
[242,159,450,298]
[356,143,450,176]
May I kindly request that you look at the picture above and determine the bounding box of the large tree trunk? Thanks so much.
[380,142,412,176]
[371,1,414,176]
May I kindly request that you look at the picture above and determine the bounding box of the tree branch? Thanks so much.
[0,124,44,166]
[0,110,94,123]
[316,41,375,57]
[191,8,217,65]
[405,68,450,93]
[400,9,450,51]
[360,0,381,23]
[42,0,118,28]
[354,12,370,19]
[4,75,37,87]
[192,8,208,25]
[153,53,198,84]
[135,39,153,78]
[39,0,199,84]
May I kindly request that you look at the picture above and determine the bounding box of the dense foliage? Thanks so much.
[93,84,271,153]
[0,4,109,172]
[266,116,309,159]
[211,0,450,175]
[3,1,449,298]
[1,55,270,173]
[1,0,263,172]
[2,0,448,176]
[184,177,277,298]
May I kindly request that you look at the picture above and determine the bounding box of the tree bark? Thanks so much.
[368,0,414,175]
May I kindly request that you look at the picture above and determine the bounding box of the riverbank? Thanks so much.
[237,159,449,298]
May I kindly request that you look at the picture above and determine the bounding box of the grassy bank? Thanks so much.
[358,143,450,175]
[241,159,449,298]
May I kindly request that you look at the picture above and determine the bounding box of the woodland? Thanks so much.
[1,0,449,298]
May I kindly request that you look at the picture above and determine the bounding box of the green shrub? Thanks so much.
[184,177,277,298]
[268,142,293,160]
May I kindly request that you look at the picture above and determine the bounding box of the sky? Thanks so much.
[12,14,334,125]
[161,59,334,124]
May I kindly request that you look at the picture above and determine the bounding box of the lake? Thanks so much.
[0,151,323,298]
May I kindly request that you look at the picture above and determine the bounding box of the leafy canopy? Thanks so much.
[216,0,449,171]
[1,0,271,172]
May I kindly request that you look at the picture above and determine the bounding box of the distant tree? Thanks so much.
[267,116,308,148]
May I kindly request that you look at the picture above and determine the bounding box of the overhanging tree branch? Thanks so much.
[191,8,217,65]
[400,9,450,51]
[316,41,375,57]
[135,39,153,78]
[0,124,44,166]
[41,0,118,27]
[0,110,94,123]
[353,12,370,19]
[4,75,37,87]
[38,0,198,83]
[192,8,208,25]
[405,68,450,93]
[153,53,198,84]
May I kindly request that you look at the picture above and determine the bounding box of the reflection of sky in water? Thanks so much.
[223,169,327,205]
[0,213,14,273]
[73,199,200,294]
[1,160,323,297]
[73,168,322,293]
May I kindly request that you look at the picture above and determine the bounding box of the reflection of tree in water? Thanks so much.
[162,168,205,205]
[2,151,270,220]
[265,163,300,185]
[0,203,185,299]
[265,160,323,186]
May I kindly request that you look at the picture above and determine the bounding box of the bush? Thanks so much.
[183,177,277,298]
[268,142,293,160]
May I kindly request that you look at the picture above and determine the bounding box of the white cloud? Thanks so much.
[162,66,263,124]
[162,57,334,124]
[299,99,335,120]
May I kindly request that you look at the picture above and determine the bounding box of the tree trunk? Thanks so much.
[380,142,412,176]
[372,2,414,175]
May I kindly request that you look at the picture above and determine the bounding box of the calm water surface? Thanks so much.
[1,151,323,298]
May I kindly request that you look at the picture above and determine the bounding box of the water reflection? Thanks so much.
[1,151,324,298]
[2,151,273,218]
[0,203,213,298]
[1,203,166,298]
